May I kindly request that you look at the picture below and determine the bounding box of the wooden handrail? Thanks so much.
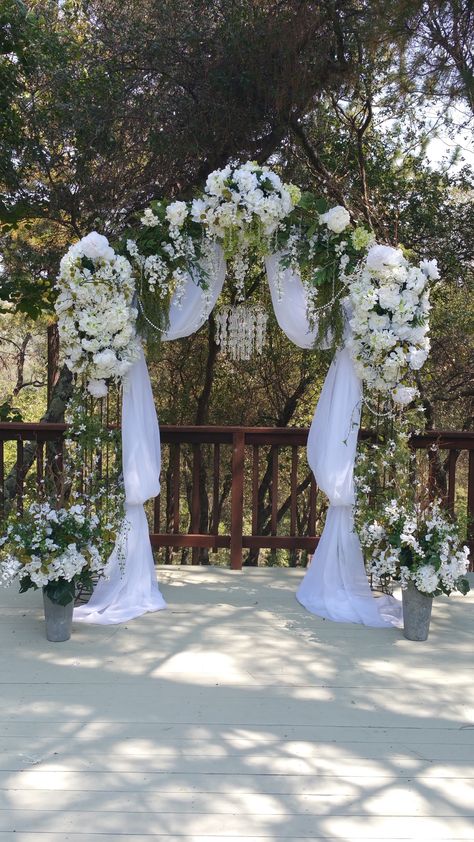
[1,424,473,569]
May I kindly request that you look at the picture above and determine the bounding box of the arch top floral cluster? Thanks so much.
[56,160,437,404]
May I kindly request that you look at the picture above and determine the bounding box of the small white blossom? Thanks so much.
[140,208,160,227]
[420,259,440,280]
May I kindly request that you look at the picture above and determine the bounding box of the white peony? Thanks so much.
[77,232,115,263]
[391,385,418,406]
[366,244,405,273]
[319,205,351,234]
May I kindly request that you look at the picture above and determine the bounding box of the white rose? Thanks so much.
[319,205,351,234]
[78,232,115,263]
[165,201,188,228]
[81,337,102,352]
[366,244,405,273]
[392,385,419,406]
[368,313,390,331]
[93,348,118,368]
[87,379,108,398]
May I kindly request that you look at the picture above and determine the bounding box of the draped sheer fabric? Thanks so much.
[266,254,402,628]
[75,242,401,628]
[74,245,226,624]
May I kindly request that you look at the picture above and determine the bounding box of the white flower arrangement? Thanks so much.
[347,244,434,404]
[0,502,108,605]
[55,166,436,404]
[194,161,299,297]
[359,499,470,597]
[56,232,140,397]
[198,161,296,238]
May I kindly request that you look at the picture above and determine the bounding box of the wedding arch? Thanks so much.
[54,161,435,628]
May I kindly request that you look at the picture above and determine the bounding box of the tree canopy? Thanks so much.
[0,0,473,431]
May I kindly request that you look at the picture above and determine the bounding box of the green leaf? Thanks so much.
[457,577,471,596]
[19,574,36,594]
[44,578,76,606]
[0,401,23,422]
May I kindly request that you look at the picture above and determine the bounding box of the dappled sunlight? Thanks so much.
[0,567,473,839]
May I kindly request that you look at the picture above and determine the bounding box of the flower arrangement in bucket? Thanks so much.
[0,502,109,642]
[359,499,470,640]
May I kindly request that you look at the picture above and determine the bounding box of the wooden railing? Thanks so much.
[1,423,473,570]
[155,426,320,568]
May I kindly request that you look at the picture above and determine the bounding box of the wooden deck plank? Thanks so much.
[0,567,472,841]
[0,810,474,838]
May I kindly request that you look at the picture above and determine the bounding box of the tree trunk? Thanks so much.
[194,316,220,563]
[4,364,73,511]
[47,323,60,405]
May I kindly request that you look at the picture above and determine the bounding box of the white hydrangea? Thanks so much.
[365,244,406,274]
[420,259,440,280]
[392,385,419,406]
[413,565,440,594]
[87,379,108,399]
[140,208,160,227]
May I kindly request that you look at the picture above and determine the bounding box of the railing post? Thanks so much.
[468,450,474,570]
[231,429,245,570]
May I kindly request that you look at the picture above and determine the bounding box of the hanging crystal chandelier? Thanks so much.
[215,304,268,361]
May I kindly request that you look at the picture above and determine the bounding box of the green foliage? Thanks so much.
[0,401,22,422]
[0,0,471,448]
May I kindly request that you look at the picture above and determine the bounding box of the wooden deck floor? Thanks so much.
[0,565,473,841]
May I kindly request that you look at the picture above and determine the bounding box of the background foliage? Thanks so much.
[1,2,473,551]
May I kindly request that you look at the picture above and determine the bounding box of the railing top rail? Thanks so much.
[0,423,68,432]
[0,422,473,447]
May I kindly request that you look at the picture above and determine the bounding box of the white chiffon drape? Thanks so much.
[74,245,226,624]
[266,254,402,628]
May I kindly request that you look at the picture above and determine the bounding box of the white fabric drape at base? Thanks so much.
[266,254,402,628]
[74,245,226,625]
[74,350,166,624]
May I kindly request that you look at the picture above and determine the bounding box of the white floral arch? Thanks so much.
[56,162,435,628]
